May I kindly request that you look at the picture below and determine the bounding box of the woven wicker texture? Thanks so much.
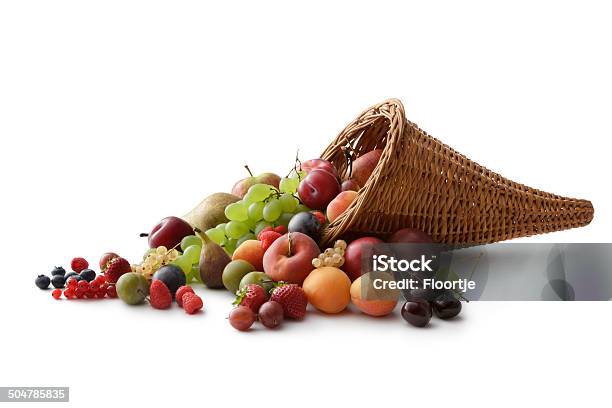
[319,99,594,247]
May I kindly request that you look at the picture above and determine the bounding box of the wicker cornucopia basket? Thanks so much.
[319,99,594,247]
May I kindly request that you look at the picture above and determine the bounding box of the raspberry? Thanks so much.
[270,284,307,319]
[233,284,267,313]
[257,226,275,240]
[106,285,117,298]
[175,286,195,308]
[273,225,287,235]
[150,280,172,309]
[259,231,282,252]
[52,289,62,299]
[104,257,131,284]
[70,257,89,273]
[183,292,203,315]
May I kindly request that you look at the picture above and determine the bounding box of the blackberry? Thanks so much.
[51,266,66,276]
[35,275,51,289]
[51,274,66,288]
[79,269,96,282]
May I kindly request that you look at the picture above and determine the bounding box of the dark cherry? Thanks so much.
[432,295,462,319]
[401,300,432,327]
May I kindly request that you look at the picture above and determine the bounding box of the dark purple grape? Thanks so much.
[432,295,462,319]
[258,301,284,329]
[401,300,432,327]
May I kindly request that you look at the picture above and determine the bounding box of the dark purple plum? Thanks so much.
[288,212,322,242]
[152,265,186,298]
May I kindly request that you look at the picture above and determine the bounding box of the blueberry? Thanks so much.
[64,271,78,282]
[51,266,66,276]
[51,274,66,288]
[79,269,96,282]
[65,274,82,285]
[35,275,51,289]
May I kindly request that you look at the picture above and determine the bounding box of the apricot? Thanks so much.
[302,267,351,314]
[326,190,358,223]
[232,240,265,271]
[350,272,399,317]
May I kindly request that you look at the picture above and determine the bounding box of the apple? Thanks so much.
[341,179,360,192]
[231,166,280,198]
[147,216,194,249]
[327,190,358,223]
[263,232,320,284]
[342,236,384,281]
[351,149,382,187]
[297,169,341,210]
[388,228,433,244]
[287,212,323,242]
[301,158,339,178]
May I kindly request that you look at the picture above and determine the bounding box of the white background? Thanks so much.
[1,1,610,407]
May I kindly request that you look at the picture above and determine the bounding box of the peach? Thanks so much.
[326,190,358,223]
[350,272,399,317]
[232,240,265,271]
[263,232,320,284]
[302,266,351,314]
[351,149,382,187]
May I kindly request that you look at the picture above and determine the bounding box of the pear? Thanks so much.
[197,231,231,289]
[182,192,240,232]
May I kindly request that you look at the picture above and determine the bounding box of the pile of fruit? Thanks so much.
[36,152,463,330]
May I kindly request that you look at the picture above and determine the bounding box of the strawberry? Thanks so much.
[175,285,195,308]
[150,280,172,309]
[233,284,267,313]
[273,225,287,235]
[270,284,307,319]
[257,226,275,240]
[259,230,282,252]
[183,292,203,314]
[104,257,131,284]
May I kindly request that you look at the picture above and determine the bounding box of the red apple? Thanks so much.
[301,158,339,178]
[341,179,360,192]
[388,228,433,244]
[351,149,382,187]
[148,216,194,249]
[297,169,341,210]
[342,237,384,281]
[231,167,280,198]
[263,232,320,284]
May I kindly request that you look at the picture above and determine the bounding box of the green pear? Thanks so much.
[231,166,280,198]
